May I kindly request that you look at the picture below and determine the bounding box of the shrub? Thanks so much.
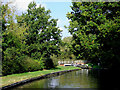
[2,47,45,75]
[43,57,54,69]
[2,47,23,75]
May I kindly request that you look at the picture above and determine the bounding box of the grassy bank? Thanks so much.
[1,66,80,87]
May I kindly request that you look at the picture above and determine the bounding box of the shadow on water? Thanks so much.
[98,69,120,90]
[11,69,120,90]
[88,68,120,90]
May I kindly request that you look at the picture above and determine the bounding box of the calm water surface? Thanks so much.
[13,69,120,89]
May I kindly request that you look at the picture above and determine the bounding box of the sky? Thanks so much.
[2,0,73,39]
[42,2,72,39]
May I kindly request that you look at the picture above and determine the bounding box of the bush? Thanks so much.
[2,47,45,76]
[51,55,58,66]
[43,57,55,69]
[2,47,23,75]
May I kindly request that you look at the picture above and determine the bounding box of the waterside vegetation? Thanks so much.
[1,0,120,84]
[1,66,80,87]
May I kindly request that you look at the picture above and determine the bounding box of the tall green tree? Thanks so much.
[67,2,120,68]
[17,2,62,68]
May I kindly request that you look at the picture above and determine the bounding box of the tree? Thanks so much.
[2,2,62,75]
[62,36,75,60]
[66,2,120,68]
[17,2,62,68]
[1,3,28,75]
[51,36,76,64]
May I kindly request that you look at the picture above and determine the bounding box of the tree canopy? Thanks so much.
[2,2,62,75]
[17,2,62,67]
[67,2,120,68]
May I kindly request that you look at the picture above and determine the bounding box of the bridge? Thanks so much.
[58,60,88,66]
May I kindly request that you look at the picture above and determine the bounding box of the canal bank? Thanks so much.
[10,69,120,90]
[1,66,81,89]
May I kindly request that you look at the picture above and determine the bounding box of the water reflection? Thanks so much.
[43,69,97,88]
[13,69,102,89]
[48,78,59,88]
[12,69,120,90]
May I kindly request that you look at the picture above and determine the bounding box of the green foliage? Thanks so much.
[2,66,80,87]
[43,57,54,69]
[2,47,44,75]
[3,47,22,75]
[52,36,76,62]
[17,2,62,68]
[51,54,58,66]
[20,56,44,72]
[93,65,101,69]
[2,2,62,75]
[67,2,120,68]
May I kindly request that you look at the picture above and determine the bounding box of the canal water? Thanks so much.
[12,69,120,89]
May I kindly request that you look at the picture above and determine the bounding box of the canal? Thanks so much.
[12,69,120,89]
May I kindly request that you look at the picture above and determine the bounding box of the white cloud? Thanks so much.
[57,19,61,27]
[4,0,47,14]
[10,0,33,12]
[58,27,64,30]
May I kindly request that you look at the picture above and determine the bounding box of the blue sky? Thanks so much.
[43,2,72,39]
[3,0,72,39]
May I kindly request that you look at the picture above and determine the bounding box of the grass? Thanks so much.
[1,66,80,87]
